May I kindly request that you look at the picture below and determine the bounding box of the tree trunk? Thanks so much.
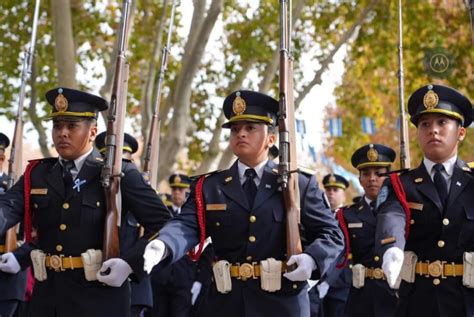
[50,0,77,88]
[156,0,224,185]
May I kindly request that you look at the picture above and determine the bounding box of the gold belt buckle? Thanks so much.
[373,268,384,280]
[49,254,65,272]
[238,263,254,281]
[427,260,443,278]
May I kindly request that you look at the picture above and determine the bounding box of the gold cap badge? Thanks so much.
[367,144,378,162]
[174,175,182,184]
[423,86,438,110]
[54,88,68,112]
[232,91,246,115]
[329,174,336,183]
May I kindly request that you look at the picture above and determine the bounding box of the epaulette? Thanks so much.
[378,168,410,177]
[190,169,222,181]
[28,157,56,163]
[297,166,316,177]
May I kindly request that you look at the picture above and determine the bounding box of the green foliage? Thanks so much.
[330,0,474,170]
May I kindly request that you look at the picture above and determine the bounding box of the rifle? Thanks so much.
[396,0,410,169]
[101,0,133,260]
[278,0,302,264]
[142,0,178,189]
[5,0,41,253]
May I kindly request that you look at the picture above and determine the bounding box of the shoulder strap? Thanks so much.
[389,173,411,239]
[188,175,207,261]
[24,160,41,243]
[335,207,350,269]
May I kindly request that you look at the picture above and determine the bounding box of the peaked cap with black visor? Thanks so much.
[46,87,108,121]
[408,84,472,128]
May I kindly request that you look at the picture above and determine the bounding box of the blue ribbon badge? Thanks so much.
[73,178,87,192]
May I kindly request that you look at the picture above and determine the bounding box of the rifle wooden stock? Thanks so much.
[5,0,41,252]
[102,0,132,260]
[279,0,302,260]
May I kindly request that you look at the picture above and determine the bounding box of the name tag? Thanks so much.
[407,202,423,211]
[30,188,48,195]
[206,204,227,211]
[348,222,363,229]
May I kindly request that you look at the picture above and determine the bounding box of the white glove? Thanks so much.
[190,281,202,305]
[96,258,133,287]
[0,252,21,274]
[143,239,166,274]
[283,253,317,282]
[382,247,404,288]
[317,281,330,299]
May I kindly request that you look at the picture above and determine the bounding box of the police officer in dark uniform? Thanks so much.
[376,84,474,317]
[0,87,170,317]
[313,174,351,317]
[95,131,154,317]
[143,90,344,317]
[147,173,198,317]
[338,144,397,317]
[0,133,28,317]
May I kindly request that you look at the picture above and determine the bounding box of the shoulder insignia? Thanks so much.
[414,177,423,184]
[272,168,278,174]
[297,166,316,176]
[224,176,232,183]
[378,168,410,177]
[380,236,396,245]
[96,157,104,162]
[467,162,474,169]
[376,185,389,208]
[358,205,364,210]
[462,166,472,172]
[190,169,222,181]
[28,157,56,163]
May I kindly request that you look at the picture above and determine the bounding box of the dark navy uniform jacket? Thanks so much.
[376,160,474,317]
[157,160,344,317]
[0,149,171,317]
[120,212,153,309]
[0,180,27,303]
[342,198,396,317]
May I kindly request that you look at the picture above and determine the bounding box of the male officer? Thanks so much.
[313,174,351,317]
[376,84,474,317]
[95,131,154,317]
[143,90,344,317]
[323,173,349,210]
[147,173,198,317]
[0,87,170,317]
[0,133,28,317]
[338,144,397,317]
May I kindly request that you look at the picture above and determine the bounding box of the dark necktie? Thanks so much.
[433,163,448,208]
[243,168,257,208]
[62,160,75,193]
[369,200,376,216]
